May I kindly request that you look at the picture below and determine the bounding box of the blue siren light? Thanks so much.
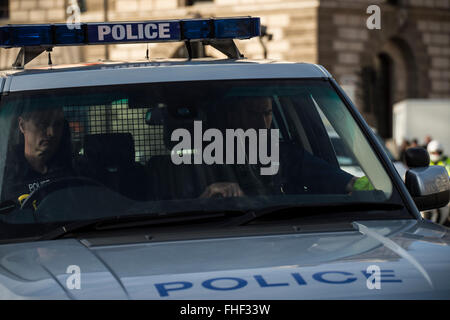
[54,24,85,45]
[214,18,261,39]
[181,19,212,40]
[0,25,52,47]
[0,17,261,48]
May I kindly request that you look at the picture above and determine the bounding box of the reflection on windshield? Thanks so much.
[0,80,398,238]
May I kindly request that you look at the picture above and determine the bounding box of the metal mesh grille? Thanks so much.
[63,99,167,164]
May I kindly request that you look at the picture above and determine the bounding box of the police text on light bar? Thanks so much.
[96,23,171,41]
[0,17,260,48]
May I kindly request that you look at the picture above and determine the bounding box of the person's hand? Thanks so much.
[200,182,245,198]
[346,176,374,194]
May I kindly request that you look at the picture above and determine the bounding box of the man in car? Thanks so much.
[200,96,364,198]
[200,96,273,198]
[1,106,74,204]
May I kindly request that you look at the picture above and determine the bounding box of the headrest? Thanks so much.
[59,120,74,163]
[84,133,135,168]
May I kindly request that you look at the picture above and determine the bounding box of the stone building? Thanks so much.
[1,0,449,139]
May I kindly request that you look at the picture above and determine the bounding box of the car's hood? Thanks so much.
[1,219,449,299]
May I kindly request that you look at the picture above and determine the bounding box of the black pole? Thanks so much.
[103,0,109,61]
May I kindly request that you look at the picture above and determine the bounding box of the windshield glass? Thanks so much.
[0,79,403,240]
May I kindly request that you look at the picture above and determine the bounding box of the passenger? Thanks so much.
[1,107,74,203]
[200,96,363,198]
[200,97,273,198]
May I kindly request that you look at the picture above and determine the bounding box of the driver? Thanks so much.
[1,107,75,204]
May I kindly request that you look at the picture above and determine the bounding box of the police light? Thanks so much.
[0,17,260,48]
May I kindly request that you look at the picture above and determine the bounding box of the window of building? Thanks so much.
[78,0,87,13]
[0,0,9,19]
[185,0,213,6]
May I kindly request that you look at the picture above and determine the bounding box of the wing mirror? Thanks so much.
[404,147,450,211]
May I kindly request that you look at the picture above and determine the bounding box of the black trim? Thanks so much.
[328,78,421,220]
[413,190,450,212]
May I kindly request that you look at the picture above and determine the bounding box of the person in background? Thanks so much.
[422,135,433,150]
[423,140,450,225]
[427,140,450,176]
[398,138,410,164]
[410,138,419,148]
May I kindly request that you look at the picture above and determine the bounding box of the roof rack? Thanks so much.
[0,17,260,68]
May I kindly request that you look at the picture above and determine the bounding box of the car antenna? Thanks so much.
[47,48,53,68]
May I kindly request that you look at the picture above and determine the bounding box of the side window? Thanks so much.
[289,95,340,168]
[277,96,312,153]
[271,96,287,142]
[313,99,365,177]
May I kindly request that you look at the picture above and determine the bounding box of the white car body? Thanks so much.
[0,58,448,300]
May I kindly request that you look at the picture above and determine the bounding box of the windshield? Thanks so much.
[0,79,404,241]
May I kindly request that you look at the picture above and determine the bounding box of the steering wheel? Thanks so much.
[20,176,105,210]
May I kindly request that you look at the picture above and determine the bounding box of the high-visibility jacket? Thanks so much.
[430,156,450,176]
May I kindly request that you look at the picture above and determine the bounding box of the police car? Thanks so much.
[0,17,449,300]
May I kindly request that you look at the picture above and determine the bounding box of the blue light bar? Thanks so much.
[181,19,211,40]
[214,17,260,39]
[54,24,85,44]
[181,17,260,40]
[0,25,52,47]
[0,17,260,48]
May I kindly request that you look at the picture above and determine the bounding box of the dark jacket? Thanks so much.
[1,144,75,203]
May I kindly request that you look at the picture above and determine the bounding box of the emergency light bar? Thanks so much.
[0,17,260,48]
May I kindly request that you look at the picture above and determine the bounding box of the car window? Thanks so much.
[0,79,402,240]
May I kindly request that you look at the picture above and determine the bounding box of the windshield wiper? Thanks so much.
[220,202,405,227]
[0,200,18,215]
[39,201,404,240]
[39,209,247,240]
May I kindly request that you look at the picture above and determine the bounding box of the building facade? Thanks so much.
[1,0,449,138]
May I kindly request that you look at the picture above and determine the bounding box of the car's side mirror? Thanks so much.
[404,147,450,211]
[145,106,166,125]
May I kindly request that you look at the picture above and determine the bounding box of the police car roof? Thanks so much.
[1,59,332,93]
